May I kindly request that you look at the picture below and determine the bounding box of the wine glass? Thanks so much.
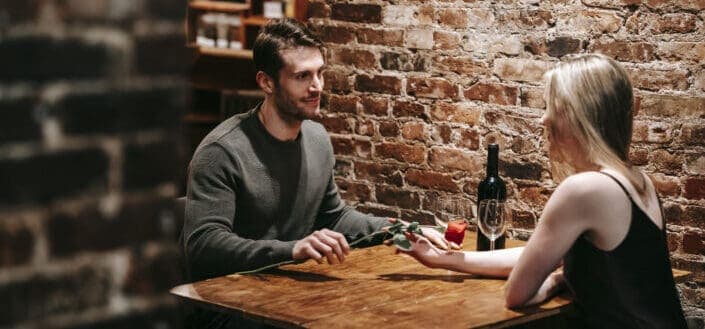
[436,198,471,247]
[477,199,510,251]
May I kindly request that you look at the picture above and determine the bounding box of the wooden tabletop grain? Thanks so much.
[171,232,691,329]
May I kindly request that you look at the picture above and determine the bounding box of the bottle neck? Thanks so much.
[486,147,499,177]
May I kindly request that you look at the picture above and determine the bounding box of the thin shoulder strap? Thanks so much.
[599,171,667,233]
[598,171,634,203]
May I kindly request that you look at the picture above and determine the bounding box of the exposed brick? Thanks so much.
[354,161,404,186]
[680,124,705,146]
[375,142,425,164]
[327,94,358,114]
[355,204,399,218]
[640,95,705,118]
[331,137,371,158]
[331,4,381,23]
[378,120,400,137]
[123,140,180,191]
[0,265,110,326]
[323,68,352,93]
[376,185,421,209]
[433,31,460,50]
[393,100,426,118]
[627,68,689,91]
[329,47,377,70]
[124,246,183,295]
[400,210,436,226]
[638,13,698,34]
[0,149,108,206]
[0,36,112,83]
[525,36,583,58]
[558,10,622,34]
[658,42,705,63]
[428,147,482,172]
[685,178,705,200]
[649,173,681,197]
[417,4,434,24]
[683,205,705,228]
[683,232,705,255]
[48,199,172,257]
[355,118,375,137]
[53,86,182,135]
[431,124,453,144]
[498,10,554,30]
[466,8,496,28]
[458,128,480,151]
[589,41,656,62]
[431,102,481,126]
[501,159,543,180]
[464,33,522,56]
[355,74,402,95]
[135,33,190,76]
[581,0,641,9]
[380,52,429,72]
[360,96,389,116]
[336,178,372,202]
[0,96,41,143]
[307,1,330,18]
[314,25,355,44]
[648,149,683,175]
[630,148,649,166]
[405,168,459,192]
[356,28,404,47]
[401,122,425,142]
[334,159,353,178]
[437,8,468,28]
[433,56,487,76]
[644,0,705,11]
[464,83,518,106]
[632,121,673,144]
[519,186,552,208]
[407,77,458,100]
[520,87,546,109]
[493,58,550,83]
[686,154,705,176]
[383,5,417,26]
[0,223,33,267]
[405,29,434,50]
[662,202,683,225]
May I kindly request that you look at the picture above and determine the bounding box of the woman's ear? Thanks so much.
[256,71,275,94]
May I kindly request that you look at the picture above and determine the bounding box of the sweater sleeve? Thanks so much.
[182,143,296,280]
[315,172,389,247]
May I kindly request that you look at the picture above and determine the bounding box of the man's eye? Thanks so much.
[296,73,309,79]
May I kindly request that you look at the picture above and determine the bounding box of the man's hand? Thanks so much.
[292,229,350,264]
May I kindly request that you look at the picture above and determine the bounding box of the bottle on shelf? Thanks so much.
[476,143,506,251]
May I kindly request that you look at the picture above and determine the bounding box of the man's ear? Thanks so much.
[256,71,275,94]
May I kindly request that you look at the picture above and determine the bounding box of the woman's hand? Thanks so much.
[395,232,448,269]
[387,218,460,251]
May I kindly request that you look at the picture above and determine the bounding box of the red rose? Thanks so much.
[444,220,468,245]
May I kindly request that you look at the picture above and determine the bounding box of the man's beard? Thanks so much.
[273,89,320,122]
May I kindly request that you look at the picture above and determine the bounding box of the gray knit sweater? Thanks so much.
[182,106,387,280]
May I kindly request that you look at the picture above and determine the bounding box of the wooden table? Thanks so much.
[171,232,691,329]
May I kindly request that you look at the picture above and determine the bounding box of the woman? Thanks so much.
[400,54,688,328]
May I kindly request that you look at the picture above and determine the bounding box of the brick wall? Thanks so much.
[0,1,189,328]
[312,0,705,320]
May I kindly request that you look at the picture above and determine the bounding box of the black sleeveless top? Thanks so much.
[563,172,687,329]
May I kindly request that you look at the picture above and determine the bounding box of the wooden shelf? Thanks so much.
[194,46,253,59]
[184,112,220,124]
[189,1,250,13]
[242,15,268,26]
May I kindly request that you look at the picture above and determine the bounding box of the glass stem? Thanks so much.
[490,239,495,251]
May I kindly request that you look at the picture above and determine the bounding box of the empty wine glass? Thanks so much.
[436,198,471,246]
[477,199,510,251]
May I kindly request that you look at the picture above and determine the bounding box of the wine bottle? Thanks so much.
[477,143,506,251]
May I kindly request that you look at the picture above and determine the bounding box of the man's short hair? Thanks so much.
[252,18,323,80]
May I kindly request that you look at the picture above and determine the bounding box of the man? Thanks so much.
[182,18,447,328]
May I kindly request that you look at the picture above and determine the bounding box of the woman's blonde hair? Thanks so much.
[544,53,644,194]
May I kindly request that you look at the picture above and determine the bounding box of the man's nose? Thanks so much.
[310,74,323,91]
